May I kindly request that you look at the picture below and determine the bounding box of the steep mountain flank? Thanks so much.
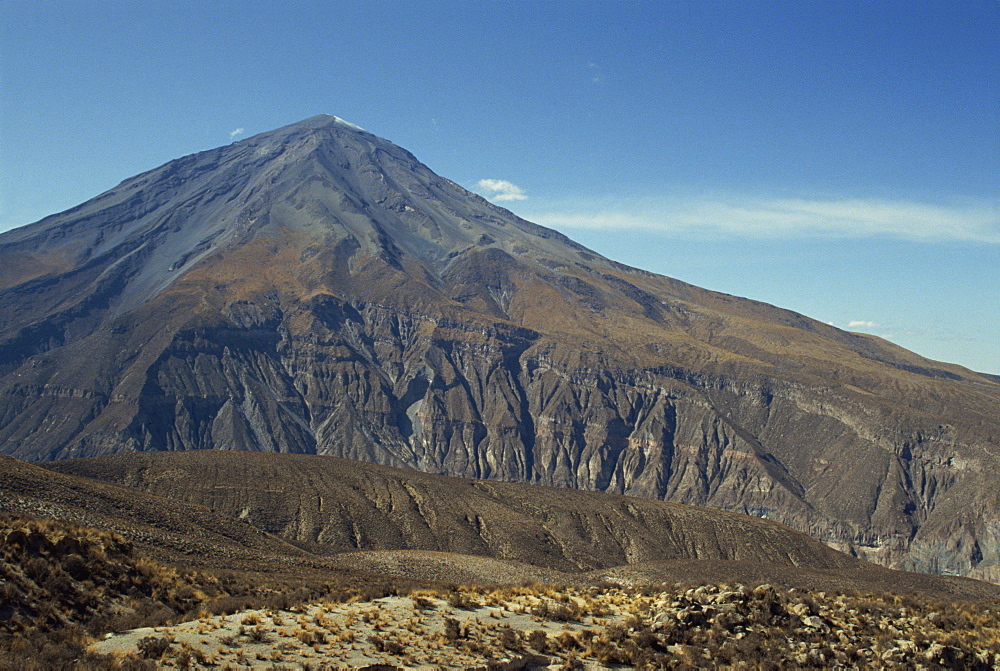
[0,115,998,579]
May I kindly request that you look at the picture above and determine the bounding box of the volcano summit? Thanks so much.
[1,115,998,580]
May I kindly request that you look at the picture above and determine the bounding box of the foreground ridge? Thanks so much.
[91,583,1000,669]
[3,513,998,670]
[20,450,1000,603]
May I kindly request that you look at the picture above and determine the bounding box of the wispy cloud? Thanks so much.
[847,320,879,329]
[229,128,245,139]
[587,61,603,84]
[530,196,999,243]
[477,179,527,202]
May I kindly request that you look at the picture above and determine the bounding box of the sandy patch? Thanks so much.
[92,588,632,668]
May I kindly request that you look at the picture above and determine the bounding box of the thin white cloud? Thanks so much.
[529,196,999,243]
[229,128,245,139]
[478,179,527,202]
[847,320,879,329]
[587,61,603,84]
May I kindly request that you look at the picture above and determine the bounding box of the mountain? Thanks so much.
[0,115,998,580]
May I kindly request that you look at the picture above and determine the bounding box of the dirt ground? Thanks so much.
[92,589,629,668]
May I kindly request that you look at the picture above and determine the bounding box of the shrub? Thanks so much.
[369,633,405,655]
[247,626,269,643]
[497,625,520,650]
[443,617,463,642]
[136,635,172,659]
[589,638,630,665]
[61,554,89,581]
[412,595,435,610]
[527,629,549,652]
[0,581,17,601]
[24,557,49,582]
[448,590,475,610]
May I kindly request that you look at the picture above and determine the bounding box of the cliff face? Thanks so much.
[1,115,998,580]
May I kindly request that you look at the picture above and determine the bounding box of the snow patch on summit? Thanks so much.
[333,116,365,132]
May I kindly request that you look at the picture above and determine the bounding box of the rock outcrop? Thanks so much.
[0,115,998,579]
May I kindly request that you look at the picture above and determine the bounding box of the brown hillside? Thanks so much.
[47,450,859,573]
[0,454,315,571]
[45,450,1000,602]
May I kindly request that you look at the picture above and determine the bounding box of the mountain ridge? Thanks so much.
[0,115,997,580]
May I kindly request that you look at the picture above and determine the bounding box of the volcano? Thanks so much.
[1,115,998,580]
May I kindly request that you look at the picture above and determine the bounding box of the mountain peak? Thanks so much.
[0,114,592,314]
[266,114,368,136]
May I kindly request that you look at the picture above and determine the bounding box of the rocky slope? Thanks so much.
[0,115,998,579]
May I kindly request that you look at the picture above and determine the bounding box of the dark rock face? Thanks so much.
[0,115,998,580]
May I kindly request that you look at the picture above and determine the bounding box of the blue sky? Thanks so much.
[1,1,997,372]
